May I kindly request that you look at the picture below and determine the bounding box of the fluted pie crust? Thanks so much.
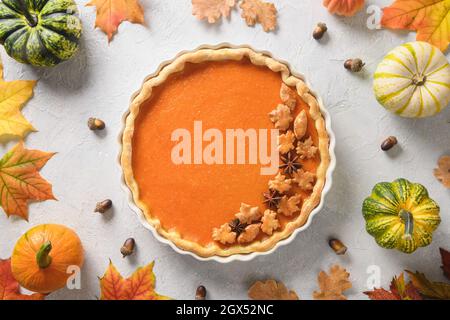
[121,47,331,258]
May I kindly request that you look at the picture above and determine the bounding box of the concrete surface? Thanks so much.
[0,0,449,300]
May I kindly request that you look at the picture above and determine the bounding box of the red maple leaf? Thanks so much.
[364,273,422,300]
[440,248,450,280]
[0,258,44,300]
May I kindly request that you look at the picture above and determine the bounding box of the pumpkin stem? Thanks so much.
[400,210,414,241]
[412,75,427,86]
[18,0,37,27]
[36,241,52,269]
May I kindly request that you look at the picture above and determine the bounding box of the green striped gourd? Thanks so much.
[362,179,440,254]
[0,0,82,66]
[374,41,450,118]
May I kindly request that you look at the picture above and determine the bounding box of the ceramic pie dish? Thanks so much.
[119,44,336,262]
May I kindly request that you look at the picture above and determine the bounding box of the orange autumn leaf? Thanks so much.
[99,260,170,300]
[381,0,450,52]
[192,0,237,23]
[0,142,56,220]
[86,0,145,41]
[0,258,44,300]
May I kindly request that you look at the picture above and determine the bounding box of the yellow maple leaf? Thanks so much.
[416,1,450,52]
[0,142,56,220]
[86,0,145,41]
[0,57,36,141]
[99,260,170,300]
[382,0,450,52]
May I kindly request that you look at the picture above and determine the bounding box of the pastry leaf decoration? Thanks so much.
[0,142,56,220]
[86,0,145,41]
[0,258,44,300]
[381,0,450,52]
[364,273,422,300]
[99,260,170,300]
[0,57,36,141]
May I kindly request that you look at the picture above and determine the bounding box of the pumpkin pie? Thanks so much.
[121,47,331,258]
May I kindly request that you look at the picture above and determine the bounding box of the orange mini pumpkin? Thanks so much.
[11,224,84,293]
[323,0,365,16]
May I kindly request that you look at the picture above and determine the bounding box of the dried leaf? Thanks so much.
[0,57,36,141]
[240,0,277,32]
[440,248,450,280]
[86,0,145,41]
[0,258,44,300]
[0,142,56,220]
[248,280,299,300]
[192,0,236,23]
[100,260,170,300]
[313,265,352,300]
[364,273,422,300]
[406,270,450,299]
[235,203,261,224]
[434,155,450,188]
[381,0,450,52]
[364,288,400,300]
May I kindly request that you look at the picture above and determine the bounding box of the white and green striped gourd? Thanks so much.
[374,41,450,118]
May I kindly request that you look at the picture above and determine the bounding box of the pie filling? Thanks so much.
[131,58,321,248]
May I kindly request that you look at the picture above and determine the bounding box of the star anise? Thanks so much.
[279,152,302,175]
[229,219,247,236]
[263,190,282,208]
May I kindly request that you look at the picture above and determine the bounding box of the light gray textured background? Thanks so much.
[0,0,449,300]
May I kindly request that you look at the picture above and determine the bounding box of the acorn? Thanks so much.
[94,199,112,213]
[88,117,105,130]
[381,136,398,151]
[313,22,328,40]
[328,238,347,255]
[195,285,207,300]
[344,58,365,72]
[120,238,136,257]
